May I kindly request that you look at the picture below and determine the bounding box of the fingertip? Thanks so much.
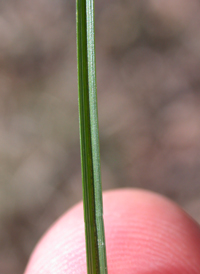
[25,188,200,274]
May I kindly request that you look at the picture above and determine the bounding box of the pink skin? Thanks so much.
[24,189,200,274]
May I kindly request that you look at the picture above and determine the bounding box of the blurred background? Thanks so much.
[1,0,200,273]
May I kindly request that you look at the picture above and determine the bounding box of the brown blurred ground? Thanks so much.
[1,0,200,273]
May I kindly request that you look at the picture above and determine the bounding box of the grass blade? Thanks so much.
[76,0,108,274]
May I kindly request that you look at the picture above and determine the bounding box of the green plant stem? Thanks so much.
[76,0,108,274]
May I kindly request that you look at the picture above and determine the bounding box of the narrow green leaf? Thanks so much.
[76,0,108,274]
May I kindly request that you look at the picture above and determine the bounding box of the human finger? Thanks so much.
[24,188,200,274]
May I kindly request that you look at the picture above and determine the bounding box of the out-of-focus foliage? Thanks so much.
[1,0,200,273]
